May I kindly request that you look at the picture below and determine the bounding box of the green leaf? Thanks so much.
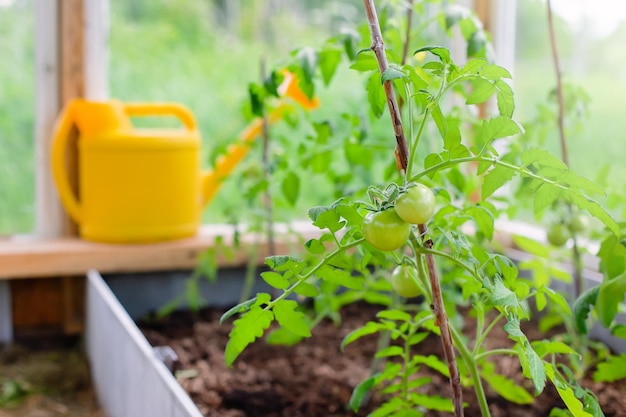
[307,206,345,232]
[466,79,496,105]
[281,171,300,206]
[546,363,593,417]
[573,286,599,334]
[479,116,522,145]
[317,265,363,289]
[480,64,512,80]
[595,272,626,327]
[225,306,274,366]
[319,47,342,85]
[265,255,299,270]
[341,321,385,350]
[381,64,407,83]
[523,344,547,394]
[304,238,325,255]
[411,354,450,377]
[562,191,620,237]
[367,71,386,117]
[377,309,412,322]
[495,79,515,117]
[522,148,568,170]
[349,50,378,71]
[295,47,318,83]
[430,102,447,139]
[594,354,626,382]
[482,372,534,404]
[533,184,561,216]
[273,299,311,338]
[292,282,319,297]
[414,46,451,64]
[265,327,303,346]
[443,5,471,30]
[611,324,626,340]
[349,375,378,412]
[532,340,578,358]
[409,393,454,412]
[261,271,290,289]
[466,205,494,239]
[376,346,404,358]
[335,203,364,226]
[504,316,524,338]
[543,286,572,315]
[220,295,264,324]
[512,235,550,257]
[482,164,515,199]
[248,83,265,117]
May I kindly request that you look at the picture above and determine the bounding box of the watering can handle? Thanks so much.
[50,102,83,223]
[123,103,197,130]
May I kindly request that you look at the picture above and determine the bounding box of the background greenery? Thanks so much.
[1,0,625,234]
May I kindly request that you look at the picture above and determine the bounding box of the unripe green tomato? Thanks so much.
[390,265,422,297]
[570,213,590,234]
[547,223,570,247]
[394,184,436,225]
[362,209,411,251]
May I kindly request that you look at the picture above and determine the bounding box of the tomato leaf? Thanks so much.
[414,46,451,64]
[545,363,593,417]
[572,286,599,334]
[260,271,290,289]
[381,63,407,83]
[273,299,311,338]
[367,71,386,117]
[482,372,533,404]
[482,164,515,200]
[349,374,378,412]
[595,272,626,327]
[319,47,342,85]
[280,171,300,207]
[225,306,274,366]
[594,354,626,382]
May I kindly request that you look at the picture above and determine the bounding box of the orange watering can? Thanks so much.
[51,72,318,243]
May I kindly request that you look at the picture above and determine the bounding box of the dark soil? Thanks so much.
[140,302,626,417]
[0,342,102,417]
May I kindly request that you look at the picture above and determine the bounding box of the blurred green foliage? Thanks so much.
[1,0,626,234]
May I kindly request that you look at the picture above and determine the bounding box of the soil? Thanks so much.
[140,302,626,417]
[0,341,102,417]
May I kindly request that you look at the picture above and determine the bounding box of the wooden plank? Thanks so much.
[0,222,319,279]
[84,0,109,99]
[10,278,63,328]
[34,0,64,238]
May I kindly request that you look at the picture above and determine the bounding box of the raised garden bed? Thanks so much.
[87,262,626,417]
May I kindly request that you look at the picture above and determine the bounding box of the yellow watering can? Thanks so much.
[51,72,318,243]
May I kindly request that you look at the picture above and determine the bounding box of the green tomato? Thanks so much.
[394,183,436,225]
[362,209,411,251]
[547,223,570,247]
[390,265,422,297]
[570,213,590,234]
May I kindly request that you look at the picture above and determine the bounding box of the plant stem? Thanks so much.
[450,325,491,417]
[419,224,465,417]
[546,0,584,298]
[362,1,463,413]
[545,0,569,168]
[363,0,410,173]
[260,58,277,260]
[401,0,415,65]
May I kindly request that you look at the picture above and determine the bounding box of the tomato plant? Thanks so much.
[216,1,624,416]
[362,209,410,251]
[394,183,436,225]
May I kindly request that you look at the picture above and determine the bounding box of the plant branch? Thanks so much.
[363,0,410,173]
[546,0,569,167]
[401,0,415,65]
[419,224,465,417]
[547,0,584,297]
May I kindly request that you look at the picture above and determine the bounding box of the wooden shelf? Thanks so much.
[0,222,319,280]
